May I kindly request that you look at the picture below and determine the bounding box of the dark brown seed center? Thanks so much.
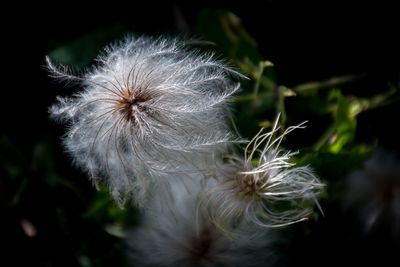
[117,95,145,121]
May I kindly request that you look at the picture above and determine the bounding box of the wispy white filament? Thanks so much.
[47,35,244,207]
[203,114,324,230]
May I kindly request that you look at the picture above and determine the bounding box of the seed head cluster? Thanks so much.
[47,36,243,207]
[48,35,323,265]
[203,115,324,230]
[127,179,274,267]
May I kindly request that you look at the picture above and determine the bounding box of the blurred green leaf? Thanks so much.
[252,61,274,99]
[348,85,399,116]
[47,24,128,68]
[276,86,297,126]
[83,186,139,225]
[293,74,366,95]
[82,187,115,220]
[77,255,93,267]
[10,176,29,207]
[329,91,357,153]
[0,136,26,179]
[297,145,371,179]
[195,9,262,63]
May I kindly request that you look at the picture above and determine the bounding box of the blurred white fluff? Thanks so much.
[203,114,324,230]
[127,178,275,267]
[343,148,400,238]
[47,35,244,207]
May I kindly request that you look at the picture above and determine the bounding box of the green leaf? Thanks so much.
[329,91,357,153]
[0,136,26,179]
[297,146,371,179]
[83,186,139,225]
[293,74,366,95]
[195,9,262,63]
[47,24,128,68]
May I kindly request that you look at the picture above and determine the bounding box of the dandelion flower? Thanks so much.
[127,178,274,267]
[342,148,400,238]
[203,114,324,230]
[47,35,244,206]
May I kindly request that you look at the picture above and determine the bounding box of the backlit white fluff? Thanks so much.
[203,115,324,230]
[47,36,244,207]
[127,178,275,267]
[342,149,400,237]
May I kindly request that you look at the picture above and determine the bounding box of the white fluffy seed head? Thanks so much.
[47,35,245,207]
[126,178,275,267]
[343,148,400,237]
[202,114,324,231]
